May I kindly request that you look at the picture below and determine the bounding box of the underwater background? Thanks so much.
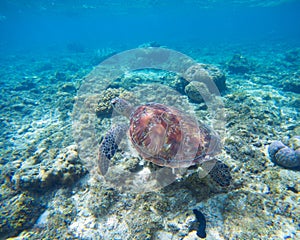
[0,0,300,239]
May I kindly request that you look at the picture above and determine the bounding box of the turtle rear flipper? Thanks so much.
[208,160,232,187]
[98,124,127,175]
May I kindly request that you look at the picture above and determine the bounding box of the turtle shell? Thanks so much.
[129,103,221,168]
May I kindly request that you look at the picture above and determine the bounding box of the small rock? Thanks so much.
[253,141,262,147]
[184,63,226,92]
[55,72,67,81]
[284,48,300,63]
[228,54,251,74]
[185,81,212,103]
[60,83,76,93]
[283,73,300,93]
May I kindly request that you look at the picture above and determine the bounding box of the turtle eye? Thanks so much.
[111,97,119,106]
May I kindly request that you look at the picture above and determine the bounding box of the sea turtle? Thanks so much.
[98,97,232,187]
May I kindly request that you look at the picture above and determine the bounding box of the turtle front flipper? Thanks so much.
[208,160,232,187]
[201,159,232,187]
[98,124,127,175]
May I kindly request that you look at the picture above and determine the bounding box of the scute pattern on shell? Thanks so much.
[129,103,221,168]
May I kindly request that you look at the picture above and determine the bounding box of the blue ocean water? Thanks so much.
[1,0,300,239]
[0,0,300,54]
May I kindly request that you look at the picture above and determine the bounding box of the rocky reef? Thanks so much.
[95,88,135,117]
[0,191,45,238]
[11,145,87,191]
[184,63,226,93]
[282,71,300,94]
[1,42,300,239]
[227,53,252,74]
[0,52,92,238]
[108,63,226,101]
[284,48,300,63]
[184,81,212,103]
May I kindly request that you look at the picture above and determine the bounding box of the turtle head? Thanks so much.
[111,97,133,118]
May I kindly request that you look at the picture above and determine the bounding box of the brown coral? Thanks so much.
[95,88,135,117]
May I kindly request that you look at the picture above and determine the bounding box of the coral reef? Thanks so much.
[15,189,78,239]
[284,48,300,63]
[269,136,300,169]
[95,88,135,117]
[0,190,45,239]
[227,54,251,74]
[60,82,77,93]
[109,63,225,95]
[184,63,226,92]
[282,71,300,93]
[110,70,182,91]
[184,81,212,103]
[1,42,300,239]
[11,145,87,191]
